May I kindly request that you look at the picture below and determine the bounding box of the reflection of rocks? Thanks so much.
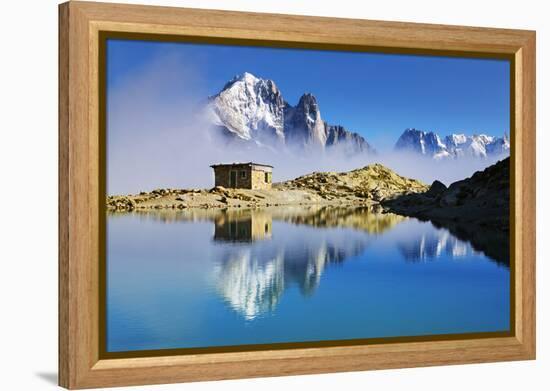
[213,234,369,319]
[430,219,508,266]
[279,205,405,235]
[107,208,223,223]
[398,229,472,262]
[113,205,405,237]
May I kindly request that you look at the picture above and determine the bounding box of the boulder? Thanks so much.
[425,180,447,198]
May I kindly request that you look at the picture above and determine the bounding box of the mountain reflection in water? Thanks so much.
[212,232,369,320]
[397,228,471,262]
[108,206,507,323]
[205,206,393,320]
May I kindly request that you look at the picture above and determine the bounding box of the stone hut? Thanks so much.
[210,162,273,190]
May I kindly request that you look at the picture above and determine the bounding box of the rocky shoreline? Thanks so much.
[106,159,510,264]
[106,186,369,212]
[107,163,428,212]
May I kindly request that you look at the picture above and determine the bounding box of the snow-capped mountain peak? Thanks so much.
[239,71,259,82]
[208,72,287,143]
[445,133,468,146]
[395,128,448,159]
[222,72,261,90]
[207,72,374,154]
[396,128,509,159]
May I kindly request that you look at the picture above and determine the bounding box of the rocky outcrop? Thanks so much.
[383,158,509,229]
[277,163,428,202]
[424,180,447,198]
[382,158,510,263]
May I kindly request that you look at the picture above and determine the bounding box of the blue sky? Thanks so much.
[107,39,510,152]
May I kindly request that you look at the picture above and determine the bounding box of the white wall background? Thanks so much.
[0,0,547,389]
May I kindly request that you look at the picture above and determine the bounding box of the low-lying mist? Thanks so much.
[107,54,507,195]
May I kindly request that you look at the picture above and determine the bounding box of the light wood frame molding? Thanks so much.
[59,1,536,389]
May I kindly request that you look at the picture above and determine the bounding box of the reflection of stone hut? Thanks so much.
[214,211,272,242]
[210,162,273,190]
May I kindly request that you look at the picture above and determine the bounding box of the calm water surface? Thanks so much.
[106,206,510,352]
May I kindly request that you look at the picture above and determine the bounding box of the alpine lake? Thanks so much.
[106,205,510,353]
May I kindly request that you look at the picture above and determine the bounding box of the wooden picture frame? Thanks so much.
[59,1,536,389]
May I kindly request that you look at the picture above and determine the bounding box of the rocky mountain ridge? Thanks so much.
[206,73,509,160]
[207,72,375,154]
[395,128,510,159]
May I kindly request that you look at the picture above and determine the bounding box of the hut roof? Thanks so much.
[210,162,273,168]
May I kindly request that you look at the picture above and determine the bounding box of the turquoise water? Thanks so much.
[106,207,510,353]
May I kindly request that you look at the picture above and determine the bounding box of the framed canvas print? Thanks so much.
[59,1,536,389]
